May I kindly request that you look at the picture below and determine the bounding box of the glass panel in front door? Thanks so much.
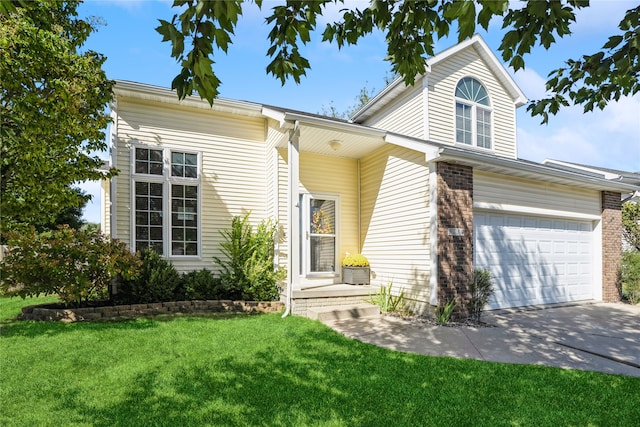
[308,198,336,273]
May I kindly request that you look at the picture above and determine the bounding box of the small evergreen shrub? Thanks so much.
[468,268,495,324]
[621,251,640,304]
[180,269,223,300]
[0,226,140,307]
[116,248,181,304]
[214,213,285,301]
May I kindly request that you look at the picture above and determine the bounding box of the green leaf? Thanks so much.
[603,35,623,50]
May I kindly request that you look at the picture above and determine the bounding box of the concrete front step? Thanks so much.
[307,303,380,322]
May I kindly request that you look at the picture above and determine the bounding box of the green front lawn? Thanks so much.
[1,297,638,426]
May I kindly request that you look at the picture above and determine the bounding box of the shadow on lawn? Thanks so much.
[53,319,638,427]
[0,316,161,338]
[0,310,262,339]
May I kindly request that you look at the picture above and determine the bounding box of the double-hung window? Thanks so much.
[133,146,200,257]
[455,77,492,149]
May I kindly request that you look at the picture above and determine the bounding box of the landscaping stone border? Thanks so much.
[19,300,285,323]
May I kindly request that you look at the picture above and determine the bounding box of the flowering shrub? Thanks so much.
[342,253,370,267]
[0,226,140,306]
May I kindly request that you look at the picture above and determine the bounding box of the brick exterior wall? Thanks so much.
[436,162,473,317]
[601,191,622,302]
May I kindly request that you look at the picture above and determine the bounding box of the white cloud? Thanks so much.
[318,0,371,26]
[512,68,547,100]
[517,94,640,172]
[571,0,636,36]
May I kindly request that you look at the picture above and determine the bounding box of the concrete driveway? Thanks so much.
[322,302,640,377]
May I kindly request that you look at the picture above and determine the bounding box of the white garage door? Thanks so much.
[474,212,594,309]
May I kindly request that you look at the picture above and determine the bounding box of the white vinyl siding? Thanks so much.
[113,98,267,272]
[361,84,425,139]
[428,48,517,158]
[360,145,431,302]
[101,179,111,236]
[474,171,601,217]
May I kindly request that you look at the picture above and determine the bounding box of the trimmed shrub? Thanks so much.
[468,268,495,324]
[116,248,180,304]
[180,269,223,300]
[0,226,140,307]
[621,251,640,304]
[214,214,285,302]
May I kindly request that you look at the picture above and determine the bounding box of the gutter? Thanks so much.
[282,111,387,138]
[623,190,640,203]
[113,80,264,117]
[435,146,640,193]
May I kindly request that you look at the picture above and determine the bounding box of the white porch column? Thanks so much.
[287,123,301,294]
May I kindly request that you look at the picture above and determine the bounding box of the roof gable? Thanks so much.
[352,34,527,123]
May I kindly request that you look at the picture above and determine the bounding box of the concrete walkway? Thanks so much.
[322,302,640,377]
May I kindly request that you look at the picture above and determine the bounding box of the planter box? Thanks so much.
[343,267,370,285]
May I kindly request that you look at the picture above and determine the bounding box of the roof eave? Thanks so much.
[113,80,264,117]
[435,146,639,193]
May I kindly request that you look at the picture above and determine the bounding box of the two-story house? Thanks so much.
[103,35,637,316]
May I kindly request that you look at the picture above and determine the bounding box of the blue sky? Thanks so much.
[77,0,640,223]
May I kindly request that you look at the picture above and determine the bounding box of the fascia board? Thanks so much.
[113,80,264,117]
[351,76,412,122]
[543,159,622,180]
[384,133,441,159]
[437,147,639,193]
[261,107,291,129]
[282,112,387,138]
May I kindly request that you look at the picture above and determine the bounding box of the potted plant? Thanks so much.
[342,254,370,285]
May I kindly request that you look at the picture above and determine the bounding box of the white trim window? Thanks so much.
[455,77,492,149]
[132,146,201,257]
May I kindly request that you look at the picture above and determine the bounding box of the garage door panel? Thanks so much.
[474,212,594,309]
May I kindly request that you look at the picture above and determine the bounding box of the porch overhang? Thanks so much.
[262,108,387,159]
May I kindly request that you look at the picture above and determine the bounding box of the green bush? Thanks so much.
[214,214,285,302]
[179,269,222,300]
[436,298,456,324]
[0,226,140,307]
[621,251,640,304]
[468,268,495,324]
[116,249,181,304]
[369,282,407,314]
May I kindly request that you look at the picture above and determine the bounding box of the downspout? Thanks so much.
[622,190,640,203]
[357,159,361,250]
[282,120,300,318]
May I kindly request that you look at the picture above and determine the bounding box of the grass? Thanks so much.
[1,297,639,426]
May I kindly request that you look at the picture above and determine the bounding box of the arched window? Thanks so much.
[455,77,492,149]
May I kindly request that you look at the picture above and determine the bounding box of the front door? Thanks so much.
[301,194,338,277]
